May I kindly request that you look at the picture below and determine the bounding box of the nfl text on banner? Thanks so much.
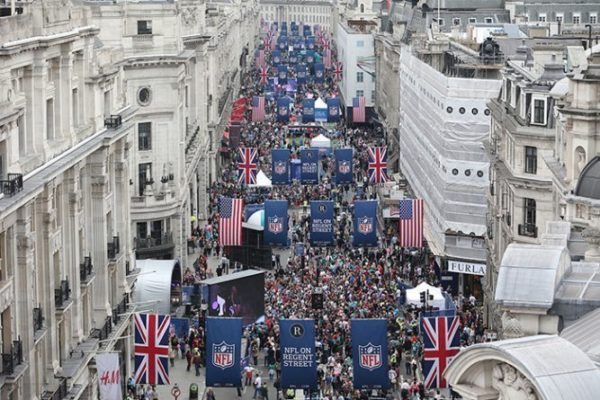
[334,148,353,184]
[96,353,123,400]
[351,319,390,390]
[264,200,289,246]
[300,149,319,184]
[352,200,378,247]
[206,317,243,387]
[280,320,318,390]
[271,149,291,185]
[309,200,334,246]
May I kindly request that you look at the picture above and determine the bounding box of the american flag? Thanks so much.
[333,62,343,81]
[256,49,265,67]
[260,66,269,85]
[323,49,332,69]
[219,197,243,247]
[421,315,460,389]
[399,198,423,248]
[134,313,171,385]
[252,96,265,122]
[237,147,258,185]
[367,146,388,184]
[353,96,366,123]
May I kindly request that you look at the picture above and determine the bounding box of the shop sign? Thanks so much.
[448,260,486,276]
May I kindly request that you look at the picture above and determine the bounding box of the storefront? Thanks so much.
[445,259,486,300]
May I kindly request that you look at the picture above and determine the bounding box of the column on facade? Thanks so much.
[195,44,209,222]
[57,45,73,140]
[113,141,130,300]
[24,51,47,155]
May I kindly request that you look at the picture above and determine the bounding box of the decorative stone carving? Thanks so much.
[501,311,523,339]
[181,7,198,27]
[492,363,537,400]
[17,233,33,251]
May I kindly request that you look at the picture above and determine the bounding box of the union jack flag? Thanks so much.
[420,315,460,389]
[368,146,388,184]
[238,147,258,185]
[333,61,343,81]
[316,30,324,46]
[323,38,331,50]
[134,313,171,385]
[260,66,269,85]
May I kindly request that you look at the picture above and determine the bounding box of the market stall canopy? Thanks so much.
[134,259,182,315]
[249,170,272,187]
[310,133,331,148]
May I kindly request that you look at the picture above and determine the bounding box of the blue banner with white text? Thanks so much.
[296,64,307,84]
[276,97,290,123]
[272,50,281,65]
[271,149,290,185]
[280,320,317,390]
[206,317,242,387]
[264,200,289,246]
[327,97,341,122]
[310,201,334,246]
[314,63,324,82]
[277,64,288,85]
[300,149,319,184]
[334,148,353,184]
[302,98,315,123]
[351,319,389,390]
[353,200,378,247]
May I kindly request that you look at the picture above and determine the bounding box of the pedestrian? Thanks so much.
[261,382,269,400]
[186,348,192,372]
[244,365,254,386]
[193,350,202,376]
[169,345,176,368]
[206,388,216,400]
[253,372,262,399]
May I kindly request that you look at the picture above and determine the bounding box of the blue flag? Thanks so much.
[278,64,288,85]
[264,200,288,246]
[307,37,315,50]
[272,149,290,185]
[303,25,311,36]
[302,98,315,123]
[280,320,317,389]
[296,64,307,84]
[276,97,290,123]
[272,50,281,65]
[306,50,315,63]
[351,319,389,390]
[334,148,353,184]
[310,201,335,246]
[206,318,242,387]
[353,200,378,247]
[327,97,341,122]
[289,53,298,64]
[300,149,319,184]
[314,63,325,82]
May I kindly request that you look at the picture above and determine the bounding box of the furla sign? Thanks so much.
[448,260,486,276]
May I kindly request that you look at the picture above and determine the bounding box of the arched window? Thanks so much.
[360,3,364,13]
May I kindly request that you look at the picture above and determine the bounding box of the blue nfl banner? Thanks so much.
[289,53,298,64]
[307,37,315,50]
[272,50,281,65]
[334,148,353,184]
[314,63,325,82]
[278,65,288,85]
[264,200,289,246]
[280,320,318,389]
[300,149,319,184]
[271,149,291,185]
[206,318,242,387]
[327,97,341,122]
[306,50,315,63]
[296,64,307,84]
[302,99,315,123]
[353,200,378,247]
[310,201,335,246]
[351,319,389,390]
[276,97,290,123]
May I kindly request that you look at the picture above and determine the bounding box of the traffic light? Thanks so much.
[419,291,426,304]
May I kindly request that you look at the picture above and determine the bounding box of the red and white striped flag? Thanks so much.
[252,96,265,121]
[256,49,265,67]
[353,96,366,123]
[219,197,243,247]
[399,198,424,248]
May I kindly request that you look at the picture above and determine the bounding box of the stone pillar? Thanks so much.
[24,53,47,155]
[67,171,84,342]
[57,46,73,140]
[114,142,130,300]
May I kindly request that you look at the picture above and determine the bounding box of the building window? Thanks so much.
[138,122,152,151]
[371,90,376,103]
[72,88,79,127]
[525,146,537,174]
[356,90,364,97]
[538,13,547,22]
[437,18,445,26]
[572,13,581,24]
[138,87,151,106]
[484,17,493,24]
[137,20,152,35]
[138,163,152,196]
[590,13,597,24]
[46,98,54,140]
[520,198,537,237]
[356,40,364,48]
[356,72,364,83]
[532,98,546,125]
[453,18,461,26]
[555,13,563,24]
[468,17,477,24]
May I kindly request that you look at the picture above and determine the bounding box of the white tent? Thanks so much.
[134,259,182,314]
[315,97,327,122]
[250,170,272,187]
[405,282,446,310]
[310,133,331,148]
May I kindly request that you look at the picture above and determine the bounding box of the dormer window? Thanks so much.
[532,97,546,125]
[539,13,547,22]
[137,20,152,35]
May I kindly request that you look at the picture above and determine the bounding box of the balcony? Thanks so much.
[91,316,113,342]
[0,173,23,197]
[33,307,44,332]
[79,255,94,284]
[112,295,129,325]
[135,232,175,259]
[1,339,23,376]
[54,280,71,309]
[41,378,68,400]
[104,114,122,129]
[518,223,538,238]
[107,235,120,260]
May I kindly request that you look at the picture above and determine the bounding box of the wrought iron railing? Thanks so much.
[79,255,93,282]
[1,338,23,375]
[135,232,173,249]
[104,114,122,129]
[107,235,120,260]
[54,279,71,308]
[518,223,538,238]
[33,307,44,332]
[0,173,23,196]
[112,295,129,325]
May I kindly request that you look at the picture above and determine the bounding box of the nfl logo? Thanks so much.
[279,106,288,116]
[358,217,373,234]
[268,216,283,233]
[274,161,287,175]
[358,343,382,371]
[316,70,323,78]
[274,57,280,63]
[339,161,350,174]
[279,72,286,79]
[330,107,338,116]
[305,107,314,115]
[308,56,314,62]
[299,71,305,78]
[212,342,235,370]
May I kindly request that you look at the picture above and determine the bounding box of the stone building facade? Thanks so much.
[259,0,334,32]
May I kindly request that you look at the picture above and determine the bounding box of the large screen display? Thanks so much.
[207,272,265,325]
